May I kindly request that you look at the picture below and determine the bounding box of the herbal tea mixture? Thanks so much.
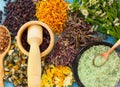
[78,45,120,87]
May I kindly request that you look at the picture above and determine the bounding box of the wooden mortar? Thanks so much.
[16,21,54,87]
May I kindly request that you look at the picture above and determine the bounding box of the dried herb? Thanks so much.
[0,26,10,54]
[3,0,37,38]
[70,0,120,39]
[4,41,28,87]
[46,11,101,66]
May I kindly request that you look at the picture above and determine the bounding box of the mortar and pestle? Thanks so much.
[16,21,54,87]
[0,25,11,87]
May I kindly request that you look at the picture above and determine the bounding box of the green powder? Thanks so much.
[93,54,106,66]
[78,45,120,87]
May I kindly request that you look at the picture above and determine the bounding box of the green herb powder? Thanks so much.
[78,45,120,87]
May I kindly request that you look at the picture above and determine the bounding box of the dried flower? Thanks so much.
[103,1,106,7]
[95,10,102,15]
[100,12,106,17]
[81,9,89,17]
[89,0,99,6]
[63,72,73,87]
[4,40,28,87]
[115,23,120,26]
[108,0,113,5]
[113,17,119,24]
[68,4,73,10]
[41,65,73,87]
[107,30,110,34]
[35,0,68,34]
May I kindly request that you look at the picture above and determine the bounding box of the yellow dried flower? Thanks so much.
[41,65,73,87]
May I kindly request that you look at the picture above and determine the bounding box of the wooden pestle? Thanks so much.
[27,25,43,87]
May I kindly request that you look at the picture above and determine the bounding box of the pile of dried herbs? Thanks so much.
[4,41,28,86]
[70,0,120,39]
[41,65,73,87]
[46,11,101,66]
[35,0,69,34]
[3,0,36,38]
[4,40,47,87]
